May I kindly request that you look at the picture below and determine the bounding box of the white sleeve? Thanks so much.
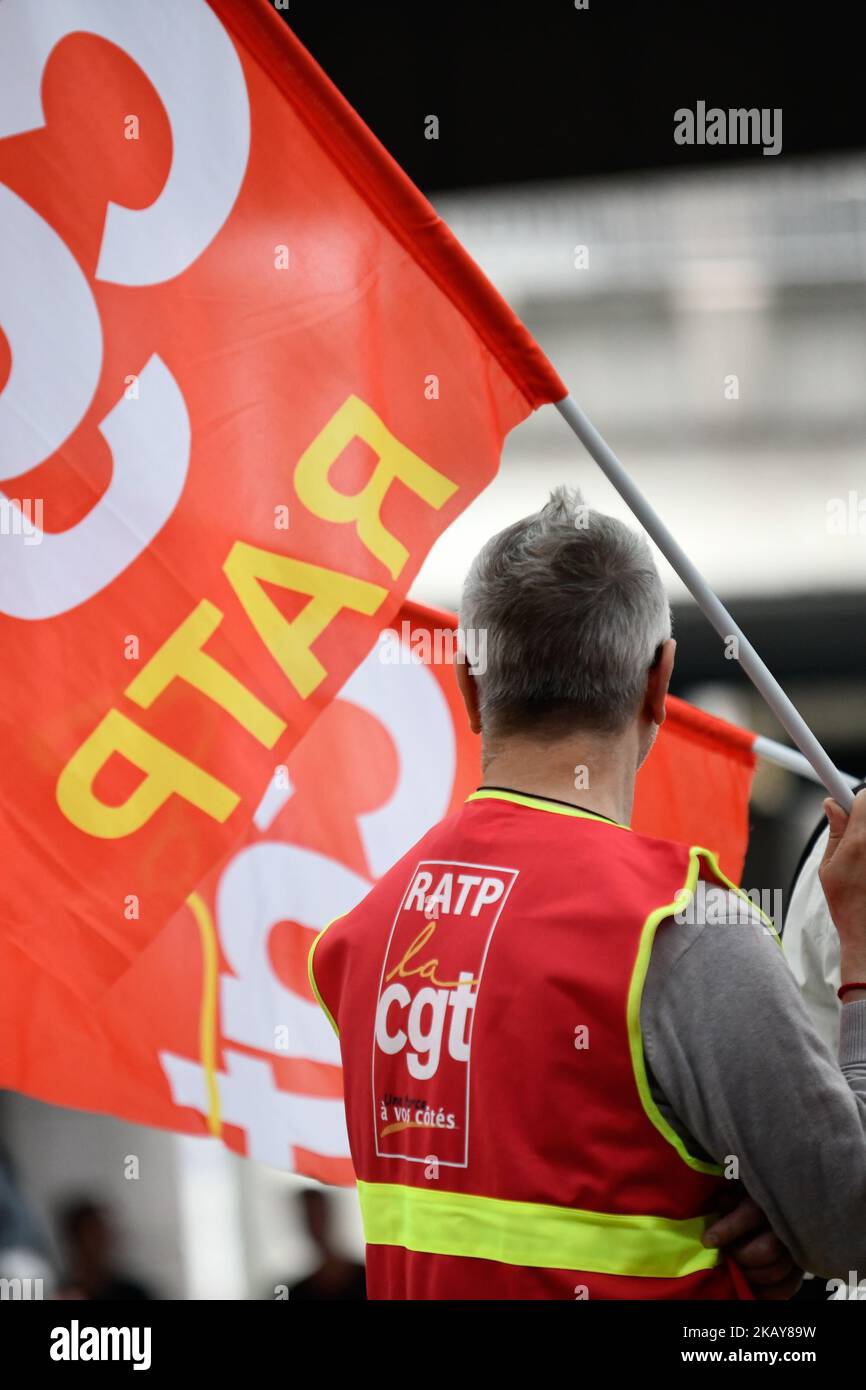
[784,826,841,1054]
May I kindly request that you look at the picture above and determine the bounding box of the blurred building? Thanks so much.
[420,155,866,611]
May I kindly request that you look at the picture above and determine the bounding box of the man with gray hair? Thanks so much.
[309,488,866,1301]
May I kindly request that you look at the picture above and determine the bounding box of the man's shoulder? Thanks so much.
[647,886,784,988]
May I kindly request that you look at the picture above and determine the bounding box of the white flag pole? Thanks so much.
[555,394,856,813]
[754,736,860,790]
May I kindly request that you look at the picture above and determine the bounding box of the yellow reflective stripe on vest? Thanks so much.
[307,915,345,1040]
[466,787,631,831]
[627,844,782,1177]
[357,1181,720,1279]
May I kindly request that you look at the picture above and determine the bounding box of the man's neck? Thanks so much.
[480,731,639,827]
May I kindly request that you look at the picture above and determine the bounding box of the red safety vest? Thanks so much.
[309,789,760,1300]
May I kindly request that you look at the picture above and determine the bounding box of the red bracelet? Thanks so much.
[837,982,866,1001]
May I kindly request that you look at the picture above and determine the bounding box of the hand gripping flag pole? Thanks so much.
[555,395,856,813]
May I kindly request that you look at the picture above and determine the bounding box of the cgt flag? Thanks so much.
[0,0,564,1008]
[0,600,758,1181]
[0,604,479,1182]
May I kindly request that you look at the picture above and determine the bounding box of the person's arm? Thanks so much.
[641,889,866,1279]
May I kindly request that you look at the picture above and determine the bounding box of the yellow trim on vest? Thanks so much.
[466,787,631,831]
[357,1180,720,1279]
[307,916,345,1040]
[628,844,781,1175]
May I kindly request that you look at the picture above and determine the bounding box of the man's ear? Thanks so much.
[645,638,676,727]
[456,660,482,735]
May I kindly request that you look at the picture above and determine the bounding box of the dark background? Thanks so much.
[282,0,865,192]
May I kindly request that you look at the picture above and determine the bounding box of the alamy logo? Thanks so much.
[0,1275,43,1300]
[0,496,43,545]
[674,102,782,157]
[674,881,780,932]
[50,1320,152,1371]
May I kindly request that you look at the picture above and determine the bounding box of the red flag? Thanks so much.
[633,694,756,883]
[0,603,477,1181]
[0,2,564,1015]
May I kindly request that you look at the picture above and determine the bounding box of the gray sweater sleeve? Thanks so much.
[640,893,866,1278]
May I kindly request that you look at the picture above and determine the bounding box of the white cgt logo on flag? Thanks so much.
[0,0,249,618]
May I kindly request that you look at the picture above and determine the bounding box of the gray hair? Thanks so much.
[459,487,672,737]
